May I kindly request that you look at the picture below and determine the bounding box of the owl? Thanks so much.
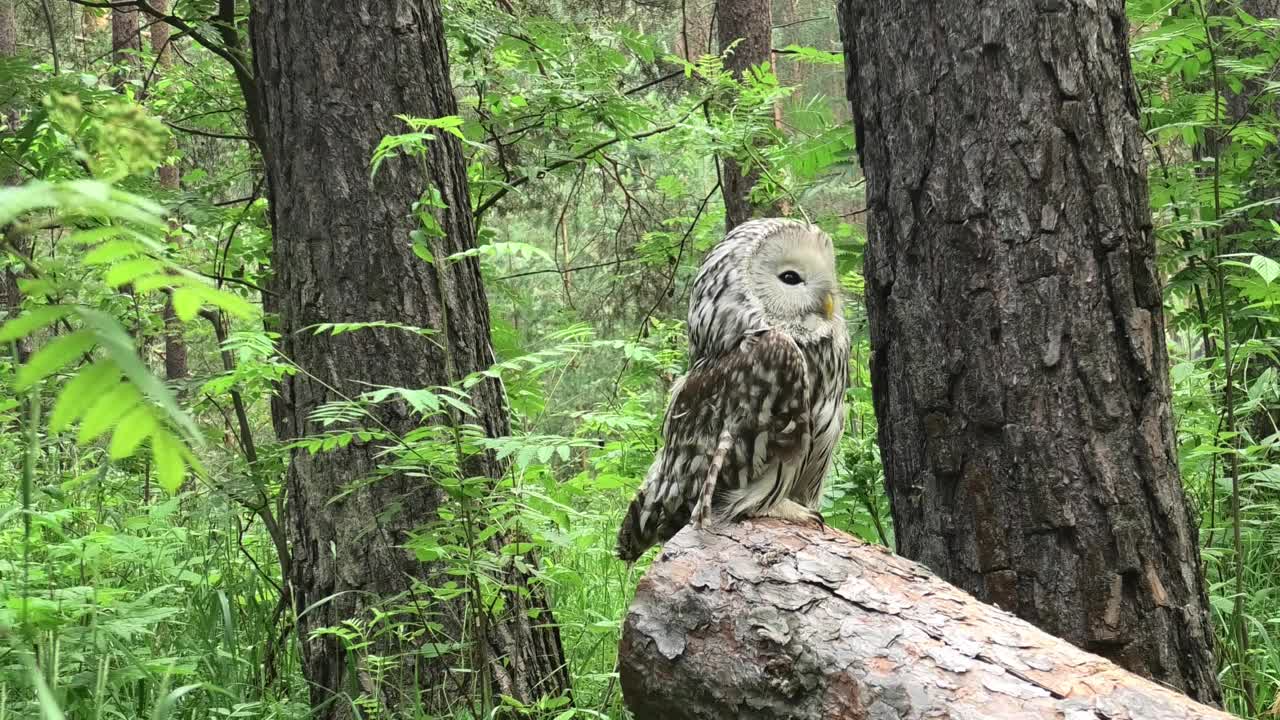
[615,218,850,562]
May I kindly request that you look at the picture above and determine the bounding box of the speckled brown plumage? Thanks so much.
[616,219,850,561]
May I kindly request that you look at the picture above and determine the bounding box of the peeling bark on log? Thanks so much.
[620,520,1236,720]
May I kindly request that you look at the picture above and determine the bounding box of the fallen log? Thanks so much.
[619,519,1235,719]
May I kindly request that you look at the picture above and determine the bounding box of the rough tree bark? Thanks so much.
[250,1,568,716]
[620,520,1235,720]
[149,0,185,381]
[110,5,140,90]
[716,0,772,230]
[837,0,1222,704]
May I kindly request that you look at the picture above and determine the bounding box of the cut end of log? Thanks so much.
[619,519,1235,720]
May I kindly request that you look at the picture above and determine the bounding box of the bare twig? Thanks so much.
[474,99,710,219]
[164,120,253,141]
[40,0,60,74]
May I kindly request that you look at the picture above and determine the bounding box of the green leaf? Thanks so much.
[172,287,202,322]
[152,430,186,493]
[74,308,202,446]
[0,182,56,226]
[104,257,163,287]
[149,684,203,720]
[412,235,435,264]
[49,360,120,432]
[15,330,96,389]
[109,405,158,459]
[1250,254,1280,284]
[83,239,145,265]
[212,292,255,319]
[779,44,843,65]
[67,225,133,246]
[189,283,255,318]
[0,305,71,343]
[29,662,67,720]
[78,381,142,444]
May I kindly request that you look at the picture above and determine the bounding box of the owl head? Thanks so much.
[740,219,843,335]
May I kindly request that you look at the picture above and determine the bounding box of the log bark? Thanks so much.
[250,0,569,716]
[620,520,1237,720]
[836,0,1222,703]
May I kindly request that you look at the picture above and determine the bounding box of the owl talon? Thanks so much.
[810,509,827,531]
[754,499,824,529]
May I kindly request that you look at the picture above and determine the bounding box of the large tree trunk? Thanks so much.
[149,0,185,381]
[620,520,1235,720]
[250,1,568,716]
[716,0,772,231]
[837,0,1222,704]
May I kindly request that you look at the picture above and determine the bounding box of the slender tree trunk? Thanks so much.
[0,0,30,364]
[1225,0,1280,445]
[837,0,1222,705]
[716,0,772,230]
[250,1,568,716]
[675,0,711,62]
[149,0,186,381]
[110,5,140,90]
[0,1,14,81]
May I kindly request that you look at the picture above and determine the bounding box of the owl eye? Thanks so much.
[778,270,803,286]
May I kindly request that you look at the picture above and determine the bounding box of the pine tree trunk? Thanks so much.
[716,0,772,231]
[249,1,569,716]
[110,5,140,90]
[837,0,1222,705]
[149,0,186,381]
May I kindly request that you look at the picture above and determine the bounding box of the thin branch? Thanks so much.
[496,257,641,281]
[191,269,272,296]
[210,194,258,207]
[40,0,60,74]
[636,179,718,340]
[170,107,244,125]
[216,175,264,286]
[773,15,828,31]
[624,69,684,96]
[66,0,251,80]
[140,28,174,96]
[610,179,720,402]
[164,120,253,141]
[0,146,39,177]
[1198,2,1256,713]
[492,70,685,144]
[474,98,709,219]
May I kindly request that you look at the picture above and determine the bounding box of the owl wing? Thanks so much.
[789,338,852,509]
[615,328,811,561]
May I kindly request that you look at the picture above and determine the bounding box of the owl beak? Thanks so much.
[823,292,836,320]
